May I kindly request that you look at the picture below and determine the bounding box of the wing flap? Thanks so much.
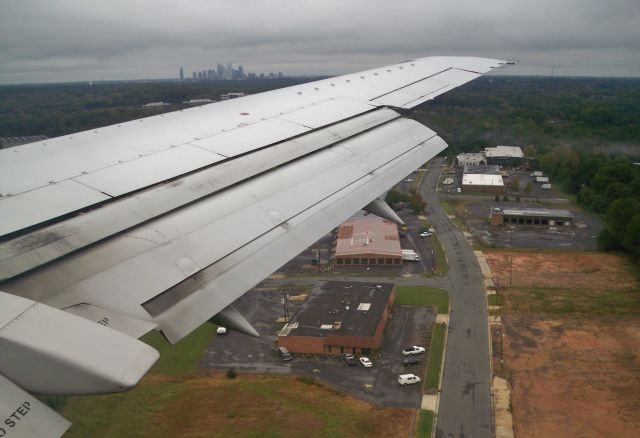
[0,291,159,395]
[0,374,70,438]
[145,131,448,343]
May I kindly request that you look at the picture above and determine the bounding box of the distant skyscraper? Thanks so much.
[217,63,225,77]
[179,67,184,80]
[238,65,244,79]
[192,72,197,79]
[225,63,233,79]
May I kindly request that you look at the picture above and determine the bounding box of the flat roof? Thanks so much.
[279,281,394,338]
[335,216,401,257]
[462,173,504,186]
[485,146,524,158]
[499,208,573,218]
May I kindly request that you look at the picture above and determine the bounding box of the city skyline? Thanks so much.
[1,1,639,84]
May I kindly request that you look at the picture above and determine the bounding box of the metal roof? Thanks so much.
[500,208,573,218]
[485,146,524,158]
[335,216,401,257]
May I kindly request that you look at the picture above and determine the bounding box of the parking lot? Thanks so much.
[199,288,436,408]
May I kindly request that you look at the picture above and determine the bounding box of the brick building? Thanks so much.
[277,281,395,356]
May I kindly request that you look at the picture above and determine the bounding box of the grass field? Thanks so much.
[61,375,415,438]
[395,286,449,314]
[424,323,446,391]
[141,323,217,374]
[415,410,434,438]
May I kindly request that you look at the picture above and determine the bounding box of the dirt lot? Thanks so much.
[485,250,640,438]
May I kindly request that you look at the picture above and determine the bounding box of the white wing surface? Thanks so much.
[0,56,506,435]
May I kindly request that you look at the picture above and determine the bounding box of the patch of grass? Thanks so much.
[416,410,434,438]
[431,233,449,276]
[395,286,449,314]
[439,199,459,216]
[62,379,187,438]
[504,287,640,315]
[424,323,446,390]
[141,323,217,375]
[59,375,415,438]
[487,294,501,306]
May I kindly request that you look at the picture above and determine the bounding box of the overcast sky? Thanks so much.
[1,0,639,84]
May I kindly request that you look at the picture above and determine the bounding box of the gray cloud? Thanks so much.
[1,0,639,83]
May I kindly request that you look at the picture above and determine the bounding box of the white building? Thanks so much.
[462,174,504,193]
[457,153,486,166]
[484,146,524,165]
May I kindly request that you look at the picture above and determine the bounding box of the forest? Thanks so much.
[1,75,639,260]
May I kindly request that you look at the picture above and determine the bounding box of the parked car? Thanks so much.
[216,326,227,335]
[419,231,431,238]
[359,357,373,368]
[398,374,421,386]
[402,346,426,356]
[403,178,414,183]
[341,353,357,366]
[403,357,422,367]
[277,346,293,361]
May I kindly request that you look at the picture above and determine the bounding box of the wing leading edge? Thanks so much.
[0,55,507,436]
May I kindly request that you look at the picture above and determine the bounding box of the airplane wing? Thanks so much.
[0,56,507,436]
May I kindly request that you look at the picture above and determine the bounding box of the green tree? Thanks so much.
[510,176,520,192]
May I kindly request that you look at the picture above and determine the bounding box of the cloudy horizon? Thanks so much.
[1,0,639,84]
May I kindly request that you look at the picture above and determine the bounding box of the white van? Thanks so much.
[397,374,421,386]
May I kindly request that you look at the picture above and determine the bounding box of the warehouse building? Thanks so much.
[490,207,573,226]
[277,281,396,355]
[333,216,402,265]
[462,174,505,193]
[484,146,524,166]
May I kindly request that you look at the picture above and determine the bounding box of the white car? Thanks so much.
[419,231,431,238]
[403,178,414,183]
[216,326,227,335]
[359,357,373,368]
[398,374,421,386]
[402,346,425,356]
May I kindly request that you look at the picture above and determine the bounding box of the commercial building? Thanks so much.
[457,152,486,166]
[142,102,171,110]
[220,92,245,100]
[277,281,396,355]
[461,174,504,193]
[333,216,402,266]
[484,146,524,166]
[183,99,214,106]
[490,207,573,226]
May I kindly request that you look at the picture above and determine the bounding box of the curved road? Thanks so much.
[421,158,492,438]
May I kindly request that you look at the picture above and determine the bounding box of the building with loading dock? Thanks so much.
[490,207,574,226]
[277,281,395,356]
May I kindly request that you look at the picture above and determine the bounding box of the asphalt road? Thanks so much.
[421,158,493,438]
